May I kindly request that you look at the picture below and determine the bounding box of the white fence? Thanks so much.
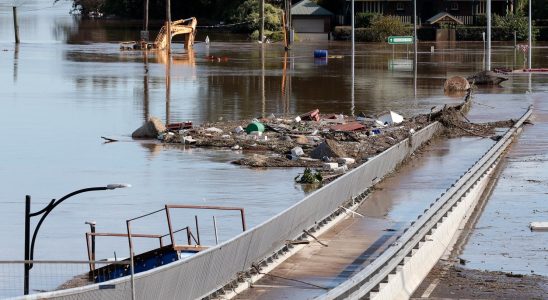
[18,122,443,300]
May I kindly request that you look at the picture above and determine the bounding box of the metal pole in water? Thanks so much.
[528,0,532,69]
[486,0,491,70]
[213,216,219,245]
[126,220,136,300]
[13,6,19,44]
[413,0,418,99]
[351,0,355,116]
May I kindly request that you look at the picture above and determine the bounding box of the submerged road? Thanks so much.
[236,136,494,300]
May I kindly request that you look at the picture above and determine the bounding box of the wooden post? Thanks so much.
[13,6,20,44]
[165,0,171,53]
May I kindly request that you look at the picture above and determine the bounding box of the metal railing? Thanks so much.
[319,106,533,299]
[17,120,443,300]
[0,260,131,299]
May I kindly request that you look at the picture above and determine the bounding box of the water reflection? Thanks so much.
[142,50,150,120]
[13,44,19,82]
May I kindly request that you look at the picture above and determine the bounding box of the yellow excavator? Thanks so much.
[120,17,197,51]
[154,17,197,50]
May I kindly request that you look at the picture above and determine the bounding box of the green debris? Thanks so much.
[295,168,323,184]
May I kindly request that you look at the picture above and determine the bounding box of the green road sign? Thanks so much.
[388,36,414,44]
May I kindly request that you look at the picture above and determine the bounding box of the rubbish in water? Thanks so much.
[249,131,263,137]
[291,146,305,158]
[323,162,338,171]
[166,122,192,131]
[314,49,328,58]
[337,157,355,165]
[529,222,548,232]
[245,122,265,134]
[300,109,320,122]
[377,111,404,125]
[467,70,508,85]
[205,127,223,134]
[231,145,241,150]
[331,122,366,132]
[234,126,244,134]
[294,116,302,123]
[205,35,210,44]
[101,136,119,143]
[182,136,197,144]
[310,139,347,159]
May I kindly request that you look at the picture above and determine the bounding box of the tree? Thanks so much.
[493,12,538,40]
[369,15,411,42]
[229,0,283,35]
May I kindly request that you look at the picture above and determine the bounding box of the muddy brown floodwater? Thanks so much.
[1,0,548,297]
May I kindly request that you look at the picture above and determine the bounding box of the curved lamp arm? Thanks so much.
[28,184,130,268]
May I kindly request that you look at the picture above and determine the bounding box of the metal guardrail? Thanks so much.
[319,106,533,300]
[15,121,443,300]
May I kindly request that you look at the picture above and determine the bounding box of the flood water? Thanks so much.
[1,0,547,296]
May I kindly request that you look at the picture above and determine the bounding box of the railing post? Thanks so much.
[24,195,30,295]
[13,6,19,44]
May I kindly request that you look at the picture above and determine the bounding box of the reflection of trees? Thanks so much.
[55,18,165,43]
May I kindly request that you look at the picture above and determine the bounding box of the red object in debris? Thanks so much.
[166,121,193,131]
[325,114,338,120]
[331,122,366,132]
[300,109,320,122]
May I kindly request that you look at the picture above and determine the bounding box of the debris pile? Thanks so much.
[129,93,517,183]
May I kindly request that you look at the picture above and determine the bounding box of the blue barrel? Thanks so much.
[314,49,328,58]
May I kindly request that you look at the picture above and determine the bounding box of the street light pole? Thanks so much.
[486,0,491,70]
[23,184,130,295]
[528,0,532,69]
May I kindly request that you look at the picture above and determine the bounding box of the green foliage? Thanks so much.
[369,15,412,42]
[493,12,538,40]
[229,0,283,33]
[355,12,380,28]
[295,168,323,184]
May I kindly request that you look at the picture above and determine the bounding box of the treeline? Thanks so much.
[72,0,345,24]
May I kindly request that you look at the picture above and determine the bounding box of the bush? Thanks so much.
[493,12,538,40]
[369,15,412,42]
[456,24,539,41]
[355,12,380,28]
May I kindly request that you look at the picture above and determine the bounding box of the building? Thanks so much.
[345,0,511,25]
[291,0,334,40]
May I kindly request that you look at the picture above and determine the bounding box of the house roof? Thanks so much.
[427,12,464,25]
[291,0,334,16]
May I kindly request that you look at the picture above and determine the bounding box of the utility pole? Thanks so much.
[13,6,19,44]
[486,0,491,70]
[143,0,149,40]
[413,0,418,98]
[259,0,264,43]
[166,0,171,53]
[528,0,532,69]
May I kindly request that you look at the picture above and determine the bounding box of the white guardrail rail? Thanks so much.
[318,106,533,300]
[17,121,445,300]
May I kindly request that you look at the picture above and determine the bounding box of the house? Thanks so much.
[345,0,510,25]
[291,0,334,40]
